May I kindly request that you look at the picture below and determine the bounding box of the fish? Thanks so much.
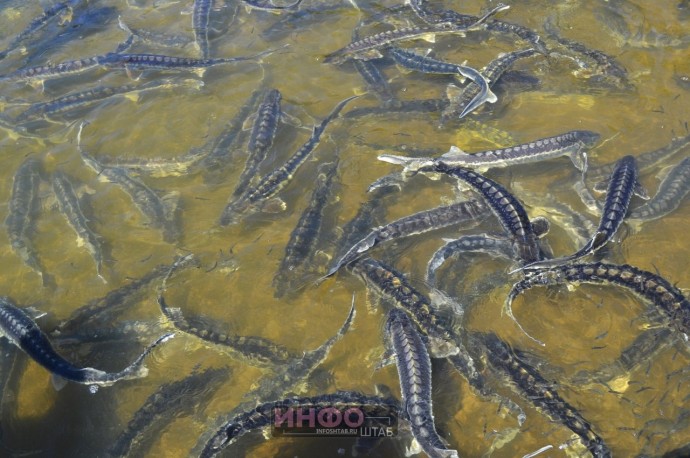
[0,0,80,60]
[241,0,304,13]
[0,296,173,388]
[117,16,194,48]
[325,199,487,278]
[441,48,539,122]
[107,367,230,457]
[51,170,107,281]
[231,89,283,198]
[628,157,690,222]
[78,131,181,243]
[93,149,210,178]
[199,84,268,176]
[0,54,110,83]
[521,155,642,271]
[273,161,339,298]
[14,78,203,124]
[52,320,159,348]
[387,47,495,116]
[353,58,397,107]
[379,161,543,264]
[350,257,461,359]
[543,16,632,91]
[157,294,294,367]
[219,95,357,226]
[505,262,690,338]
[323,4,509,64]
[55,254,198,334]
[194,301,356,456]
[104,48,280,73]
[199,390,400,457]
[586,133,690,184]
[470,331,611,458]
[193,0,213,59]
[426,234,514,286]
[385,308,458,458]
[379,130,597,173]
[5,157,51,286]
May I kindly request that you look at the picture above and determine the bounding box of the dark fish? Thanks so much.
[629,157,690,222]
[108,367,229,457]
[471,331,611,458]
[380,130,597,173]
[195,301,356,456]
[199,390,399,457]
[344,97,448,119]
[506,262,690,337]
[118,16,194,49]
[231,89,283,198]
[273,161,338,298]
[55,254,198,334]
[388,47,495,117]
[157,295,294,367]
[193,0,213,59]
[0,0,80,60]
[586,133,690,183]
[242,0,303,13]
[386,308,459,458]
[14,78,202,123]
[219,95,357,226]
[382,162,542,264]
[5,157,50,286]
[442,48,539,123]
[325,199,487,278]
[544,16,632,91]
[51,170,107,281]
[426,234,513,286]
[351,257,461,359]
[522,155,641,271]
[571,327,674,387]
[353,58,397,107]
[323,4,509,64]
[79,143,181,243]
[104,47,279,73]
[0,296,173,388]
[199,85,268,176]
[1,54,109,83]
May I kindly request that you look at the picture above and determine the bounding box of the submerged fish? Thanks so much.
[385,308,459,458]
[51,170,107,281]
[5,157,51,286]
[521,155,643,271]
[628,157,690,222]
[0,296,173,388]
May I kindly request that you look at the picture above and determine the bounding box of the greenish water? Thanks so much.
[0,0,689,456]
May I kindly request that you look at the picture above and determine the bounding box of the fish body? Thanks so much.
[353,58,396,106]
[1,55,108,82]
[0,297,172,387]
[628,157,690,222]
[158,295,294,367]
[426,234,513,285]
[193,0,213,59]
[413,163,543,264]
[220,95,356,226]
[442,48,539,122]
[472,331,611,458]
[386,308,458,458]
[323,5,508,64]
[273,161,338,297]
[326,199,487,277]
[523,155,640,270]
[507,262,690,336]
[52,170,106,281]
[5,158,49,284]
[200,391,399,457]
[232,89,283,197]
[108,367,229,457]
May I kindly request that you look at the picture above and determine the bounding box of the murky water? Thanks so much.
[0,0,689,456]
